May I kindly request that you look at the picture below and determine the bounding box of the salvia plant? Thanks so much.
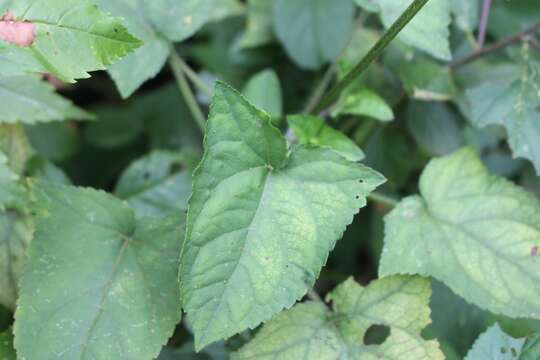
[0,0,539,359]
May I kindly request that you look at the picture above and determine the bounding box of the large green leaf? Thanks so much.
[466,51,540,174]
[115,151,197,218]
[0,0,141,82]
[288,115,365,162]
[0,75,91,124]
[374,0,451,61]
[380,147,540,320]
[273,0,355,69]
[464,323,525,360]
[180,82,384,349]
[14,182,184,360]
[237,0,274,49]
[233,276,444,360]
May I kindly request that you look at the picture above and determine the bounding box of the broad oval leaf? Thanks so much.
[0,75,91,124]
[0,0,141,82]
[180,82,384,349]
[380,147,540,319]
[464,323,525,360]
[233,276,444,360]
[14,182,184,360]
[273,0,355,69]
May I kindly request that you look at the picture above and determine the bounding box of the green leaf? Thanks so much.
[333,87,394,122]
[466,50,540,174]
[406,101,463,156]
[0,150,20,207]
[0,208,32,310]
[0,0,142,83]
[450,0,480,33]
[180,82,384,349]
[0,75,92,124]
[243,69,283,119]
[464,323,525,360]
[0,328,16,360]
[0,42,46,77]
[380,147,540,320]
[354,0,380,12]
[521,331,540,360]
[375,0,451,61]
[115,151,197,218]
[141,0,214,42]
[237,0,274,49]
[25,122,80,162]
[14,182,184,360]
[92,0,170,98]
[288,115,365,162]
[26,156,72,185]
[0,124,33,176]
[233,276,444,360]
[209,0,245,23]
[273,0,355,69]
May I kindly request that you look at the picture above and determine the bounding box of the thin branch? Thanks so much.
[449,20,540,69]
[169,48,206,132]
[311,0,431,115]
[175,56,214,98]
[477,0,492,47]
[368,193,399,208]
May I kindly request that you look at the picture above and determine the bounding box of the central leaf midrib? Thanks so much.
[78,233,132,359]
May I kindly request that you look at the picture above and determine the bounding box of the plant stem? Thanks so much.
[449,20,540,69]
[311,0,431,115]
[169,49,206,132]
[477,0,492,48]
[368,193,399,208]
[174,55,214,98]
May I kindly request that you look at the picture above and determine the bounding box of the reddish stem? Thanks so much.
[477,0,492,47]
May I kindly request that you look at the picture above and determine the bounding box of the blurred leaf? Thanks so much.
[237,0,274,49]
[26,156,72,185]
[0,328,15,360]
[464,323,525,360]
[373,0,452,61]
[450,0,480,33]
[521,331,540,360]
[466,49,540,174]
[243,69,283,119]
[115,151,198,218]
[288,115,365,161]
[25,122,79,162]
[0,75,91,124]
[354,0,380,12]
[333,87,394,121]
[489,0,540,40]
[273,0,355,69]
[85,106,145,149]
[210,0,245,23]
[406,101,463,155]
[0,124,32,175]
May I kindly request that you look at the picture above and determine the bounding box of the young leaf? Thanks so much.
[237,0,274,49]
[0,0,141,82]
[464,323,525,360]
[0,328,15,360]
[243,69,283,119]
[233,276,444,360]
[0,75,92,124]
[380,147,540,320]
[115,151,198,218]
[14,182,184,360]
[288,115,365,162]
[273,0,355,69]
[333,87,394,122]
[371,0,451,61]
[180,82,384,349]
[466,50,540,174]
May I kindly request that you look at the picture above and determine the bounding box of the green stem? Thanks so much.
[312,0,431,114]
[169,49,206,132]
[368,193,399,208]
[307,289,323,302]
[175,55,214,98]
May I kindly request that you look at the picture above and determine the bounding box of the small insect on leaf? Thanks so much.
[0,10,35,47]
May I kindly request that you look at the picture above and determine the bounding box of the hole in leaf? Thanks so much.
[355,195,360,199]
[143,172,151,180]
[363,324,390,346]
